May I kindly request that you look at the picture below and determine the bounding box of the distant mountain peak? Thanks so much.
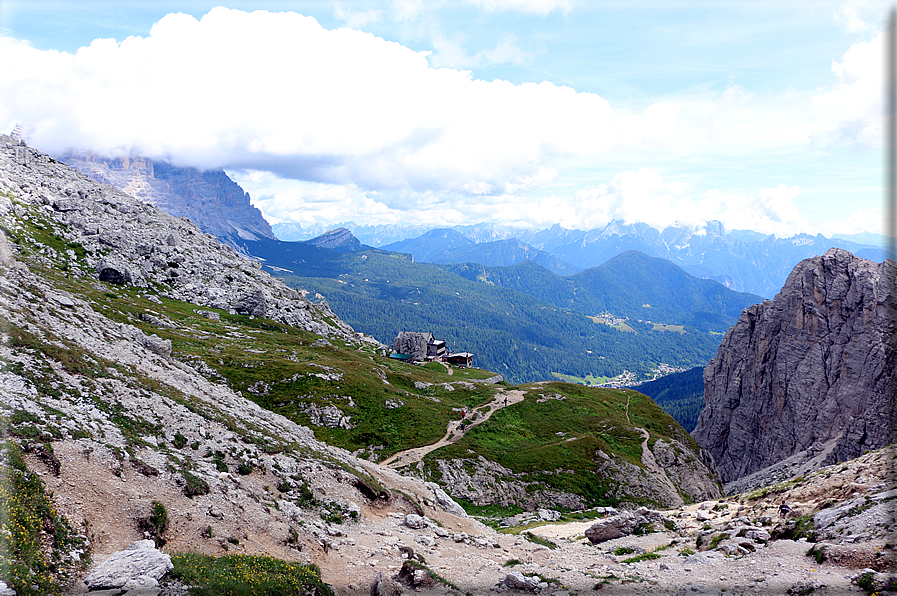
[306,227,364,252]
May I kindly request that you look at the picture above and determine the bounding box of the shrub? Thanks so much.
[146,501,169,546]
[622,552,661,564]
[181,470,210,498]
[173,432,187,449]
[237,463,253,476]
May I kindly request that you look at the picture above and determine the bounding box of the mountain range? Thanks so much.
[277,220,891,299]
[61,152,276,248]
[236,232,758,384]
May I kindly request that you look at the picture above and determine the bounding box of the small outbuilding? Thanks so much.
[445,352,473,367]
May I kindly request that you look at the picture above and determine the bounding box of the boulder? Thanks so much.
[84,540,173,590]
[235,289,268,318]
[370,571,403,596]
[584,510,639,543]
[425,482,469,518]
[395,561,437,590]
[502,571,540,591]
[404,514,428,529]
[96,256,145,286]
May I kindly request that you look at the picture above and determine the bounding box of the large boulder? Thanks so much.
[84,540,173,590]
[96,256,146,287]
[501,571,540,591]
[584,510,640,543]
[234,288,268,318]
[370,571,403,596]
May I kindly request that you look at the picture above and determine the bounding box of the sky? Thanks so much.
[0,0,887,237]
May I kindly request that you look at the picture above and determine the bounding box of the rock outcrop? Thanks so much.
[0,136,361,341]
[60,152,276,248]
[693,248,896,483]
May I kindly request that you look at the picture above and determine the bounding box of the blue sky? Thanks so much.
[0,0,886,236]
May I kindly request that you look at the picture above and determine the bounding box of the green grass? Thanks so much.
[419,381,693,509]
[523,532,558,550]
[622,552,661,563]
[0,440,89,595]
[170,552,334,596]
[11,236,500,463]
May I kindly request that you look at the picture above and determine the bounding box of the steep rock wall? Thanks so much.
[692,248,896,483]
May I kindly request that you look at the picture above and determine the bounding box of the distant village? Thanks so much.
[389,331,474,367]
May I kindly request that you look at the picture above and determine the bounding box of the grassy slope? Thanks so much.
[418,381,701,509]
[4,200,495,462]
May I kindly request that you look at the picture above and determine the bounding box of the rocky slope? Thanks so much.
[60,152,275,248]
[2,138,354,339]
[693,248,896,483]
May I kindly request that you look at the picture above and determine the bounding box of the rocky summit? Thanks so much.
[693,248,896,486]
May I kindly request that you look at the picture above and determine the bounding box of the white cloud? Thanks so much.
[429,33,533,68]
[465,0,574,16]
[0,7,881,237]
[818,206,882,236]
[240,167,829,238]
[811,33,882,146]
[333,2,383,29]
[833,0,883,34]
[0,8,622,195]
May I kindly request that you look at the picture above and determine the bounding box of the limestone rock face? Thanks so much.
[693,248,896,483]
[60,152,276,247]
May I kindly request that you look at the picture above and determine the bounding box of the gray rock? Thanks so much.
[693,249,897,482]
[404,514,428,529]
[47,291,75,307]
[414,535,436,547]
[370,571,403,596]
[84,540,173,590]
[425,482,469,518]
[585,510,639,543]
[502,571,540,591]
[96,256,146,287]
[537,508,561,521]
[813,496,867,530]
[234,289,268,318]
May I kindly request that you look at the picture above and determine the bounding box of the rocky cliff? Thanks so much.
[60,152,275,248]
[692,248,896,483]
[1,137,355,339]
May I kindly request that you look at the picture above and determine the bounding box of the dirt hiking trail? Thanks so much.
[381,389,526,468]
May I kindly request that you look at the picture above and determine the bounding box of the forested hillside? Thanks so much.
[441,251,762,333]
[628,366,705,433]
[242,237,727,383]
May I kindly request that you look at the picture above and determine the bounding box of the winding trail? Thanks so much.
[380,388,526,468]
[622,390,680,502]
